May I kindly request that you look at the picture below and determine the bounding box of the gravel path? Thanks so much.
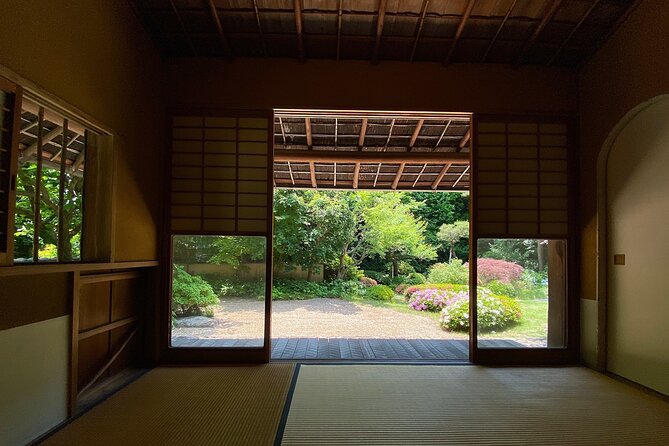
[172,297,544,347]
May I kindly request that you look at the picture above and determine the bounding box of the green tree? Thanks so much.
[354,192,436,277]
[437,220,469,261]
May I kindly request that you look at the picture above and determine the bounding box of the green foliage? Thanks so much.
[409,192,469,263]
[364,270,392,285]
[437,220,469,261]
[478,239,546,272]
[403,283,469,299]
[218,280,265,299]
[172,266,218,317]
[427,260,469,285]
[405,272,427,285]
[440,291,522,332]
[14,163,83,261]
[487,280,517,298]
[271,279,363,300]
[366,284,395,301]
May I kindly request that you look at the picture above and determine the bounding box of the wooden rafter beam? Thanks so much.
[431,162,452,189]
[336,0,343,60]
[309,161,317,187]
[305,117,312,148]
[72,148,85,172]
[412,163,428,188]
[169,0,196,56]
[435,120,452,148]
[481,0,518,62]
[392,162,405,189]
[358,118,368,149]
[371,0,387,64]
[353,162,360,189]
[457,129,471,152]
[410,0,430,62]
[206,0,232,59]
[274,149,469,164]
[252,0,269,57]
[21,125,63,160]
[515,0,563,66]
[294,0,305,62]
[444,0,475,65]
[548,0,600,66]
[409,119,424,151]
[453,165,470,188]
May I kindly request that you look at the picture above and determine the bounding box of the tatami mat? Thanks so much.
[279,365,669,445]
[42,364,295,446]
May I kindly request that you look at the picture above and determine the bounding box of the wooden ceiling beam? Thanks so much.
[353,162,360,189]
[457,128,471,152]
[444,0,475,65]
[548,0,599,66]
[294,0,305,62]
[358,118,368,149]
[336,0,343,60]
[409,119,424,151]
[305,117,312,148]
[251,0,269,57]
[410,0,430,62]
[274,150,469,164]
[21,126,63,160]
[481,0,518,62]
[515,0,563,66]
[206,0,232,59]
[431,162,452,189]
[371,0,387,64]
[309,161,317,187]
[392,162,406,189]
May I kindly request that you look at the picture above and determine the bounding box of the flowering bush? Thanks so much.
[366,284,395,301]
[395,283,410,294]
[475,258,524,284]
[408,289,468,312]
[427,260,469,285]
[439,290,521,332]
[359,277,378,287]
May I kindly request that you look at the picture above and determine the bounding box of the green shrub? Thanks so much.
[219,280,265,299]
[359,277,378,287]
[440,291,522,332]
[366,284,395,301]
[427,260,469,285]
[272,279,364,300]
[365,270,392,285]
[172,266,219,317]
[487,280,517,298]
[406,272,427,285]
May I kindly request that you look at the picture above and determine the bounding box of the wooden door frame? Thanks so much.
[469,113,580,365]
[159,108,274,364]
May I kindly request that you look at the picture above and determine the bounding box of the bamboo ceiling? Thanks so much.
[273,110,471,191]
[131,0,639,67]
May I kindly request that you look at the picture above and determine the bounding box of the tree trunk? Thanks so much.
[337,250,346,280]
[392,258,398,278]
[307,266,313,282]
[449,243,455,262]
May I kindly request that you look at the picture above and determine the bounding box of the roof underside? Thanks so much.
[273,110,470,191]
[132,0,638,67]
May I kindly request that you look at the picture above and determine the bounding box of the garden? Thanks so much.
[172,190,551,347]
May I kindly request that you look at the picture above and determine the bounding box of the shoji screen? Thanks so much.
[169,113,272,235]
[473,117,571,238]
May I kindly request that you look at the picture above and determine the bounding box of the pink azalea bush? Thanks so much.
[474,258,524,284]
[408,289,468,312]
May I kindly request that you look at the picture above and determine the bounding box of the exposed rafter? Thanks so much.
[481,0,518,63]
[453,165,470,188]
[358,118,368,149]
[309,161,317,187]
[371,0,387,64]
[21,126,63,160]
[305,117,312,148]
[206,0,232,59]
[548,0,600,66]
[444,0,475,65]
[353,162,360,189]
[515,0,563,66]
[457,129,471,152]
[412,163,428,188]
[410,0,430,62]
[432,163,452,189]
[294,0,305,62]
[435,120,452,148]
[409,119,424,151]
[169,0,196,56]
[392,162,405,189]
[336,0,343,60]
[251,0,269,57]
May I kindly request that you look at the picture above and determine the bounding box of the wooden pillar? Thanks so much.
[547,240,567,347]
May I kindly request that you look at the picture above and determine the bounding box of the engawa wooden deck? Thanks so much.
[171,337,525,361]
